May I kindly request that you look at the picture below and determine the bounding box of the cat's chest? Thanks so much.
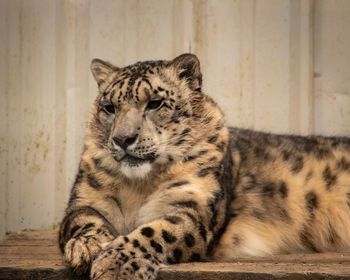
[113,186,151,235]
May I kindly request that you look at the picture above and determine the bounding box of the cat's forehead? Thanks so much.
[120,60,165,77]
[108,62,170,105]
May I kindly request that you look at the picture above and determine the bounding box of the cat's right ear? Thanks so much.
[91,59,119,88]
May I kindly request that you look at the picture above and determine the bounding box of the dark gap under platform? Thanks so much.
[1,229,350,279]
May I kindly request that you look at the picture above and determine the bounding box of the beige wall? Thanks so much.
[1,0,350,237]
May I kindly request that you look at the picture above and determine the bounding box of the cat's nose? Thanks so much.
[112,133,138,150]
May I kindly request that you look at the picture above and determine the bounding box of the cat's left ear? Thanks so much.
[170,53,202,92]
[91,58,119,89]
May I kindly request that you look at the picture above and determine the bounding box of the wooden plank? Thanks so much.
[192,0,242,127]
[6,0,22,235]
[4,229,57,240]
[3,0,59,234]
[1,262,349,280]
[0,0,9,240]
[0,259,64,267]
[0,246,60,255]
[135,0,174,60]
[212,253,350,264]
[288,0,314,134]
[313,0,350,135]
[1,230,350,279]
[237,0,255,129]
[16,0,56,231]
[0,267,84,280]
[0,239,56,246]
[171,0,193,56]
[158,263,350,280]
[253,0,291,133]
[53,0,69,227]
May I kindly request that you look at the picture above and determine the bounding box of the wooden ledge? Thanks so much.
[1,229,349,279]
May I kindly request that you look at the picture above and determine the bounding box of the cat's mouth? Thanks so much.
[118,153,157,167]
[122,154,147,166]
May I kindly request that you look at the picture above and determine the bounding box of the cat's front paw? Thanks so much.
[90,236,160,280]
[64,236,104,274]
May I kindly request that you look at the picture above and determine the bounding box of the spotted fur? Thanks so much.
[59,54,350,279]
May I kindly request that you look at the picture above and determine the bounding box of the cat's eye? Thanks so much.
[146,99,163,111]
[102,104,115,114]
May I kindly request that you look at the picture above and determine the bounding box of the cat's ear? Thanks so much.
[91,58,119,88]
[170,53,202,91]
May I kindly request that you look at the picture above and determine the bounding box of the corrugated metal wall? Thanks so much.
[1,0,350,237]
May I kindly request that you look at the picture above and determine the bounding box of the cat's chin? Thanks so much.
[119,160,152,179]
